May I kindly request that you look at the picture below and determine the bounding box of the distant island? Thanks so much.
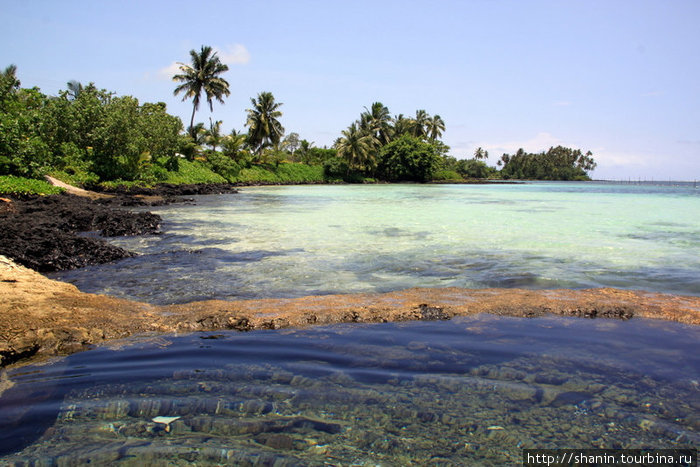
[0,49,596,195]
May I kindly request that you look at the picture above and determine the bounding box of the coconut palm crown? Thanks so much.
[427,114,445,141]
[246,91,285,153]
[360,102,394,146]
[336,122,378,172]
[173,46,230,130]
[411,109,430,138]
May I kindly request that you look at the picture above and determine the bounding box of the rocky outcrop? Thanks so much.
[0,194,160,272]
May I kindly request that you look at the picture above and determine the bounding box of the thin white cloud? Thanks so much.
[591,149,653,167]
[553,101,572,107]
[216,44,250,65]
[157,62,182,80]
[642,90,663,97]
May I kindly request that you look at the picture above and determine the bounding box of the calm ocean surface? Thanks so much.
[54,181,700,303]
[4,182,698,465]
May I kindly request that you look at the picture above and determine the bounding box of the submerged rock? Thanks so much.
[548,391,593,408]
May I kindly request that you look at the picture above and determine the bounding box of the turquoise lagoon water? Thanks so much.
[4,182,698,464]
[53,181,700,303]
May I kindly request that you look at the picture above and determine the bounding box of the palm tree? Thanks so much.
[335,122,378,173]
[0,64,20,103]
[221,129,249,160]
[426,114,445,141]
[173,45,230,130]
[361,102,393,146]
[187,122,207,145]
[205,119,223,151]
[474,147,488,160]
[411,109,430,138]
[246,91,285,153]
[499,153,511,167]
[1,64,19,86]
[66,80,84,100]
[393,114,412,136]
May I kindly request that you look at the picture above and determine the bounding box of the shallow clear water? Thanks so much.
[1,315,698,465]
[52,182,700,304]
[22,182,699,465]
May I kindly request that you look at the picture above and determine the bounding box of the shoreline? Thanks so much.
[2,254,699,368]
[0,183,239,272]
[2,185,698,369]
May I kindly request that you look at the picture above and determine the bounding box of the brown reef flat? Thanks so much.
[1,254,698,368]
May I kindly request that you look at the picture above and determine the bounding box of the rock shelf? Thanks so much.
[1,255,698,368]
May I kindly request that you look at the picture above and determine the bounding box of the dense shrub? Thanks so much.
[377,135,442,182]
[233,166,280,183]
[232,163,326,184]
[0,80,183,182]
[203,151,241,182]
[455,159,496,179]
[273,163,325,182]
[301,147,337,166]
[0,175,64,195]
[0,87,54,178]
[432,169,463,181]
[162,159,227,184]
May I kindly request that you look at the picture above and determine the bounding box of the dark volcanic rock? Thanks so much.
[95,210,161,237]
[0,194,160,272]
[1,224,134,272]
[95,182,238,197]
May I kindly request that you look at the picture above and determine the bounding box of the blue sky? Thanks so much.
[2,0,699,180]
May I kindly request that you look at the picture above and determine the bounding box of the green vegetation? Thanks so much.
[1,51,597,189]
[333,103,453,182]
[162,159,228,184]
[246,92,285,154]
[0,70,184,182]
[377,135,442,182]
[232,163,325,184]
[0,175,64,196]
[432,169,463,181]
[173,46,230,131]
[498,146,597,181]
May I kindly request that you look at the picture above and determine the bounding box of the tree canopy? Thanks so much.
[0,73,183,181]
[173,46,230,131]
[245,91,285,154]
[499,146,596,180]
[1,62,597,186]
[377,134,443,182]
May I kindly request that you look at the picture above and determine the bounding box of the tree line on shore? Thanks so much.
[0,46,596,190]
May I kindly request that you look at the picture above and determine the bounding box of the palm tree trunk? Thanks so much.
[189,104,197,133]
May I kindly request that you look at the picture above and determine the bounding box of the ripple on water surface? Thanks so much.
[1,315,698,465]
